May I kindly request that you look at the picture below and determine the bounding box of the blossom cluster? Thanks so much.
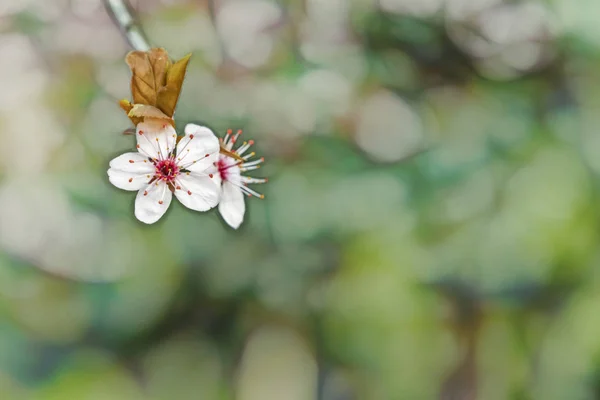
[107,48,266,228]
[108,121,265,227]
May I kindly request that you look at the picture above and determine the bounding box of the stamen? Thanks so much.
[139,131,165,161]
[241,177,267,184]
[158,182,168,205]
[241,158,264,168]
[187,190,192,195]
[222,160,244,171]
[240,184,262,198]
[174,135,196,164]
[237,142,251,156]
[128,178,133,183]
[243,152,256,160]
[179,153,212,170]
[143,190,148,196]
[231,129,242,144]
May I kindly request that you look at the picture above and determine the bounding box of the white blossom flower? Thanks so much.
[211,128,267,229]
[107,121,221,224]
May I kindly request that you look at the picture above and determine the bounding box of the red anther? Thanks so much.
[138,130,144,135]
[136,144,140,148]
[129,160,134,163]
[189,134,194,139]
[128,178,133,183]
[209,173,214,178]
[260,157,265,161]
[205,154,209,157]
[227,129,232,134]
[237,129,243,134]
[187,190,192,195]
[143,191,148,196]
[158,200,164,205]
[176,186,181,190]
[248,140,254,145]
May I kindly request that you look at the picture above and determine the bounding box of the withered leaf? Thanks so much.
[128,104,175,127]
[119,98,133,114]
[119,99,143,126]
[126,48,170,107]
[156,53,191,118]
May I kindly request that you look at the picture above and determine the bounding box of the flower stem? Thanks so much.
[103,0,151,51]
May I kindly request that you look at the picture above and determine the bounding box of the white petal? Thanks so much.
[184,123,219,138]
[107,152,154,191]
[174,173,220,212]
[136,120,177,161]
[134,181,172,224]
[177,124,220,172]
[218,181,245,229]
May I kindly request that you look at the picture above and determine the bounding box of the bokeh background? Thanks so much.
[0,0,599,398]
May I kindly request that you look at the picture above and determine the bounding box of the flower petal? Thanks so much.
[107,152,154,191]
[176,124,220,172]
[174,173,220,212]
[134,181,172,224]
[136,120,177,161]
[218,181,245,229]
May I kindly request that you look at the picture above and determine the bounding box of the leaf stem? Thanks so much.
[103,0,151,51]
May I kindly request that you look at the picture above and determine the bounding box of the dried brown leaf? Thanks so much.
[128,104,175,127]
[119,98,134,114]
[125,48,170,107]
[119,99,143,126]
[156,53,191,118]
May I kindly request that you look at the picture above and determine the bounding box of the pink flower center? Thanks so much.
[217,157,232,181]
[155,159,179,182]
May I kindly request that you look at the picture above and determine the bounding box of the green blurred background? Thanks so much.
[1,0,599,398]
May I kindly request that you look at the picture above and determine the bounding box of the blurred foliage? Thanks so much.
[1,0,600,399]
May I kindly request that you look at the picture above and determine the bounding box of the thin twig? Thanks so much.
[103,0,151,51]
